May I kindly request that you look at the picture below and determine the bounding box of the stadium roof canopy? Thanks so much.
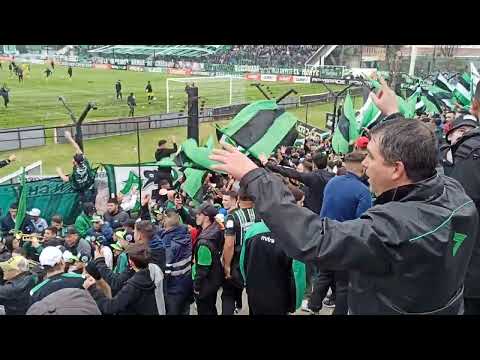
[88,45,228,57]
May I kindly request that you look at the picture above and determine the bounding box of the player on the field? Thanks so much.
[68,66,73,79]
[115,80,122,100]
[0,84,10,108]
[127,92,136,117]
[44,67,52,80]
[50,59,55,71]
[17,66,23,83]
[145,81,153,104]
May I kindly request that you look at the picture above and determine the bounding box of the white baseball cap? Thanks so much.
[39,246,63,267]
[28,208,41,217]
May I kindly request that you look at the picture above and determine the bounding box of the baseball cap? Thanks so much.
[91,215,104,224]
[111,242,123,251]
[0,255,28,272]
[62,250,79,264]
[196,203,218,218]
[27,208,41,217]
[355,136,369,150]
[39,246,63,267]
[66,226,78,235]
[445,114,479,140]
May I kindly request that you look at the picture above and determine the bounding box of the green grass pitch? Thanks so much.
[0,63,363,178]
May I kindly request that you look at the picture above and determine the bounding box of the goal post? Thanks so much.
[166,76,244,113]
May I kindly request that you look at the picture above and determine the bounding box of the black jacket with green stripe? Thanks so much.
[239,221,305,315]
[29,272,85,305]
[240,169,479,315]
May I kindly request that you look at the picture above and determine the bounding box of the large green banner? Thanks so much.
[0,177,81,226]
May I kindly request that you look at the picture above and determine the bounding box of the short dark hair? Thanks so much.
[302,161,313,172]
[135,220,154,240]
[126,244,150,269]
[107,198,119,205]
[312,152,328,169]
[51,215,63,224]
[158,140,167,147]
[158,179,170,187]
[9,203,18,210]
[45,226,58,235]
[223,190,238,200]
[290,186,304,203]
[370,118,437,183]
[83,202,96,216]
[344,151,367,163]
[238,187,253,202]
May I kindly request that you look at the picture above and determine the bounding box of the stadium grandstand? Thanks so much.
[86,45,322,68]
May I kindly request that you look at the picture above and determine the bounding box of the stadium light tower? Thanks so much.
[58,96,97,152]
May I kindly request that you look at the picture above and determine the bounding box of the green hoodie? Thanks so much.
[74,212,92,238]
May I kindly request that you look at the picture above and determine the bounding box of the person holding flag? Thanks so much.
[210,78,479,315]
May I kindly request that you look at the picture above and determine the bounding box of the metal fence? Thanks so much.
[0,87,363,152]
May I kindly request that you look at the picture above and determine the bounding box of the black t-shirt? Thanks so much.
[29,272,85,304]
[146,84,153,93]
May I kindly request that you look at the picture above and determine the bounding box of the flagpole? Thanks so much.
[136,122,142,204]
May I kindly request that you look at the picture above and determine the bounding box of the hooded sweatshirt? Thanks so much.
[89,267,160,315]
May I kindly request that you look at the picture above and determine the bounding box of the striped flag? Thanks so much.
[15,167,27,233]
[470,62,480,102]
[434,73,455,93]
[215,99,298,160]
[453,73,472,106]
[332,94,358,154]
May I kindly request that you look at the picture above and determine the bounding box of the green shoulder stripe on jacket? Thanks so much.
[30,278,51,296]
[240,221,271,284]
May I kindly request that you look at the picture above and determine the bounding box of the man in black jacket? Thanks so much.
[262,151,333,214]
[441,87,480,314]
[210,78,479,314]
[155,136,178,162]
[104,198,130,230]
[1,203,18,236]
[192,204,224,315]
[84,243,164,315]
[0,255,38,315]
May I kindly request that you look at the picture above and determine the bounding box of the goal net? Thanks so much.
[166,76,247,113]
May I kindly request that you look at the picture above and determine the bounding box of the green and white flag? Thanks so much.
[103,163,170,205]
[332,94,358,154]
[15,167,27,233]
[470,62,480,102]
[453,72,472,107]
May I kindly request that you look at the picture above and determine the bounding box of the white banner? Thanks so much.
[293,76,311,84]
[260,74,277,82]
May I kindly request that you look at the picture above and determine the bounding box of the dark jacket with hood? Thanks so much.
[239,168,478,315]
[93,256,135,296]
[441,127,480,298]
[192,221,224,300]
[0,271,38,315]
[154,225,193,297]
[89,267,159,315]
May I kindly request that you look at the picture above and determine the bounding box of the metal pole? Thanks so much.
[136,122,142,203]
[305,103,309,124]
[229,76,233,105]
[166,79,170,113]
[409,45,417,77]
